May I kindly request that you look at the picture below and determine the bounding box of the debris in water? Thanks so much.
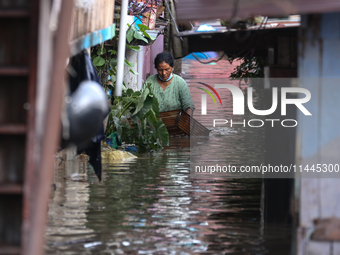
[84,241,102,248]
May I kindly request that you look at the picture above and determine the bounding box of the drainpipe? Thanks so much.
[137,46,144,90]
[115,0,129,96]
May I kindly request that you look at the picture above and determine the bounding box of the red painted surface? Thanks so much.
[183,58,241,101]
[183,58,242,127]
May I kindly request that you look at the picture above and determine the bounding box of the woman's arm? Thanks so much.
[178,77,195,115]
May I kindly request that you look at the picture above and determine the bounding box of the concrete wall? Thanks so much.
[123,48,138,90]
[297,13,340,255]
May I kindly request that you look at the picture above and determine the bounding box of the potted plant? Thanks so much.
[128,0,162,30]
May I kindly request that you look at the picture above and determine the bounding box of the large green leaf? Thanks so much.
[126,28,135,43]
[144,109,157,126]
[110,75,116,83]
[133,91,141,97]
[139,96,154,117]
[127,44,141,52]
[124,59,135,67]
[134,31,148,43]
[118,99,136,117]
[137,24,150,31]
[122,96,135,105]
[133,117,143,137]
[152,96,159,116]
[142,31,156,41]
[113,116,122,140]
[126,89,134,97]
[155,119,169,146]
[93,56,105,67]
[132,87,149,116]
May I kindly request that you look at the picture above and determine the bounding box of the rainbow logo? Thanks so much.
[197,82,222,106]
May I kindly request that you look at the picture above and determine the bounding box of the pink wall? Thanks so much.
[142,34,164,82]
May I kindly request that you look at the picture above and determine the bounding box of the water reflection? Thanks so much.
[46,142,289,254]
[46,155,96,253]
[45,59,291,254]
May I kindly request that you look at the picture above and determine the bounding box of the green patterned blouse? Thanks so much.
[144,74,195,113]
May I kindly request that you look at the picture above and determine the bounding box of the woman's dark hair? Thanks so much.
[154,52,174,68]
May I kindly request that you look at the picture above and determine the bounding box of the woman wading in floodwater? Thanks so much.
[144,52,195,115]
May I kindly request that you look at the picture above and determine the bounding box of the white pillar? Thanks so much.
[115,0,129,96]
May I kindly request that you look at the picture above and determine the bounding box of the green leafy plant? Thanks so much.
[91,44,135,94]
[91,23,154,98]
[91,23,165,152]
[106,82,169,152]
[126,23,156,44]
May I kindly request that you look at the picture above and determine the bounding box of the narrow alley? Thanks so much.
[45,58,291,254]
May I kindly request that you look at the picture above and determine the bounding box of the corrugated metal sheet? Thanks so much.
[177,0,340,22]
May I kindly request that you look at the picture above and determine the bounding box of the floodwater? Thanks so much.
[45,58,292,254]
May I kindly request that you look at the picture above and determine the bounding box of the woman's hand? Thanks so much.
[186,108,193,116]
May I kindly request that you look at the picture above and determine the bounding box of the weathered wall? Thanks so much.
[297,13,340,255]
[123,48,138,90]
[142,35,164,83]
[70,0,115,40]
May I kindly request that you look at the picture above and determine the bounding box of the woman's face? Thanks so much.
[157,61,173,81]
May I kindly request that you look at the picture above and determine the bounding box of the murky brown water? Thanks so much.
[45,59,291,254]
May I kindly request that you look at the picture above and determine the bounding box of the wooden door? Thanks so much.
[0,1,39,254]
